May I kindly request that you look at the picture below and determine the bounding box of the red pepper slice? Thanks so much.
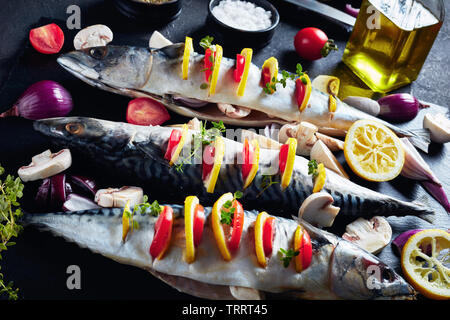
[262,217,275,256]
[149,206,173,260]
[204,48,214,83]
[193,204,205,247]
[164,129,182,161]
[226,200,244,252]
[233,54,246,83]
[202,144,215,180]
[29,23,64,54]
[241,138,255,180]
[279,144,289,174]
[261,67,272,88]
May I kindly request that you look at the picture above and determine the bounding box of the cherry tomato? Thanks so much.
[226,200,244,252]
[294,27,338,61]
[233,54,245,83]
[149,206,173,260]
[126,97,170,126]
[262,217,275,256]
[279,144,289,174]
[241,138,255,180]
[29,23,64,54]
[193,204,205,247]
[204,48,214,83]
[164,129,182,161]
[202,144,215,181]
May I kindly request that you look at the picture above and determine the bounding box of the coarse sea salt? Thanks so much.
[212,0,272,31]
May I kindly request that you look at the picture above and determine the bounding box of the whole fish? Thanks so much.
[56,44,430,152]
[23,205,416,300]
[34,116,432,217]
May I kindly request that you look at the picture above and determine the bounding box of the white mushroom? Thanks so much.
[423,113,450,144]
[342,216,392,254]
[312,75,340,96]
[95,186,144,208]
[310,140,349,179]
[279,122,318,156]
[298,192,340,228]
[18,149,72,182]
[229,286,263,300]
[73,24,113,50]
[217,103,251,119]
[149,30,173,49]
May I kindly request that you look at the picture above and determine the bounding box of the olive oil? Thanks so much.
[342,0,443,93]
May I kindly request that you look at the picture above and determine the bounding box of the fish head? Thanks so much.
[57,45,152,95]
[330,240,416,300]
[33,117,136,155]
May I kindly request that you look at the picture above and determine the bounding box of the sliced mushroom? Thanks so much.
[229,286,264,300]
[312,75,340,96]
[241,129,281,150]
[315,132,344,152]
[310,140,349,179]
[95,186,144,208]
[148,30,173,49]
[279,122,318,156]
[423,113,450,144]
[342,216,392,254]
[18,149,72,182]
[298,192,340,228]
[217,103,251,119]
[73,24,113,50]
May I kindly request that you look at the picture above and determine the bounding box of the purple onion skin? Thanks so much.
[422,181,450,213]
[378,94,421,123]
[345,4,360,18]
[392,229,423,256]
[50,174,67,210]
[7,80,73,120]
[35,178,51,209]
[63,193,100,212]
[69,175,97,197]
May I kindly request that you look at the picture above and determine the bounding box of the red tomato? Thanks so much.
[193,204,205,247]
[279,144,289,174]
[233,54,245,83]
[126,97,170,126]
[261,67,272,87]
[294,27,338,61]
[204,48,214,83]
[241,139,255,180]
[262,217,275,256]
[300,229,312,270]
[226,200,244,252]
[202,144,215,180]
[164,129,182,161]
[29,23,64,54]
[149,206,173,260]
[295,78,307,108]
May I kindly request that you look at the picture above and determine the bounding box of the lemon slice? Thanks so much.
[237,48,253,97]
[209,44,223,96]
[211,192,234,261]
[281,138,297,190]
[328,94,337,113]
[169,124,189,166]
[261,57,278,94]
[312,163,326,193]
[255,211,269,267]
[298,74,312,112]
[243,139,260,189]
[122,200,131,242]
[182,36,193,80]
[204,136,225,193]
[401,229,450,300]
[344,120,405,182]
[184,195,199,264]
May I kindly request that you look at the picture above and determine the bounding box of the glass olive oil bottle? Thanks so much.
[342,0,444,93]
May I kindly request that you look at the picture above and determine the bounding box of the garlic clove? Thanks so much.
[343,96,380,116]
[423,113,450,144]
[310,140,349,179]
[18,149,72,182]
[400,138,440,184]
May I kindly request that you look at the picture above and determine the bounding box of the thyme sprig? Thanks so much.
[220,191,243,225]
[123,195,163,231]
[263,63,307,94]
[278,248,299,268]
[256,175,279,198]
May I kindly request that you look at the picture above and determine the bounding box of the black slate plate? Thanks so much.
[0,0,449,300]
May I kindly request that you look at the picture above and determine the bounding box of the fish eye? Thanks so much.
[65,123,84,135]
[89,47,107,60]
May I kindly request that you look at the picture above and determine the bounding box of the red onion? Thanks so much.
[173,95,208,108]
[50,173,67,209]
[422,181,450,213]
[69,175,97,197]
[392,229,423,255]
[378,93,429,122]
[63,193,100,212]
[345,4,360,18]
[0,80,73,120]
[35,178,51,209]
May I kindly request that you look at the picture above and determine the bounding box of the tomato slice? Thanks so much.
[202,144,215,180]
[204,48,214,83]
[262,217,275,257]
[294,225,312,272]
[226,200,244,252]
[126,97,170,126]
[29,23,64,54]
[295,75,312,112]
[164,129,182,161]
[261,67,272,87]
[149,206,173,260]
[234,54,245,83]
[241,138,255,180]
[279,144,289,174]
[193,204,205,247]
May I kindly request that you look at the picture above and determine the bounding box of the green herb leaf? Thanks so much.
[149,200,163,216]
[308,159,319,178]
[234,190,243,200]
[199,35,214,50]
[257,175,279,197]
[278,248,299,268]
[200,83,209,90]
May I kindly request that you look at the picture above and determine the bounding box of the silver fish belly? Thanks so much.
[34,117,432,217]
[23,206,416,300]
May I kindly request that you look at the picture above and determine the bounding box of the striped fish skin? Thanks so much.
[56,44,429,151]
[34,117,432,217]
[23,206,416,300]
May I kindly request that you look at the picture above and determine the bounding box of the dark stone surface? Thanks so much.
[0,0,448,300]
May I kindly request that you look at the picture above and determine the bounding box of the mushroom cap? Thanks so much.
[298,191,340,228]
